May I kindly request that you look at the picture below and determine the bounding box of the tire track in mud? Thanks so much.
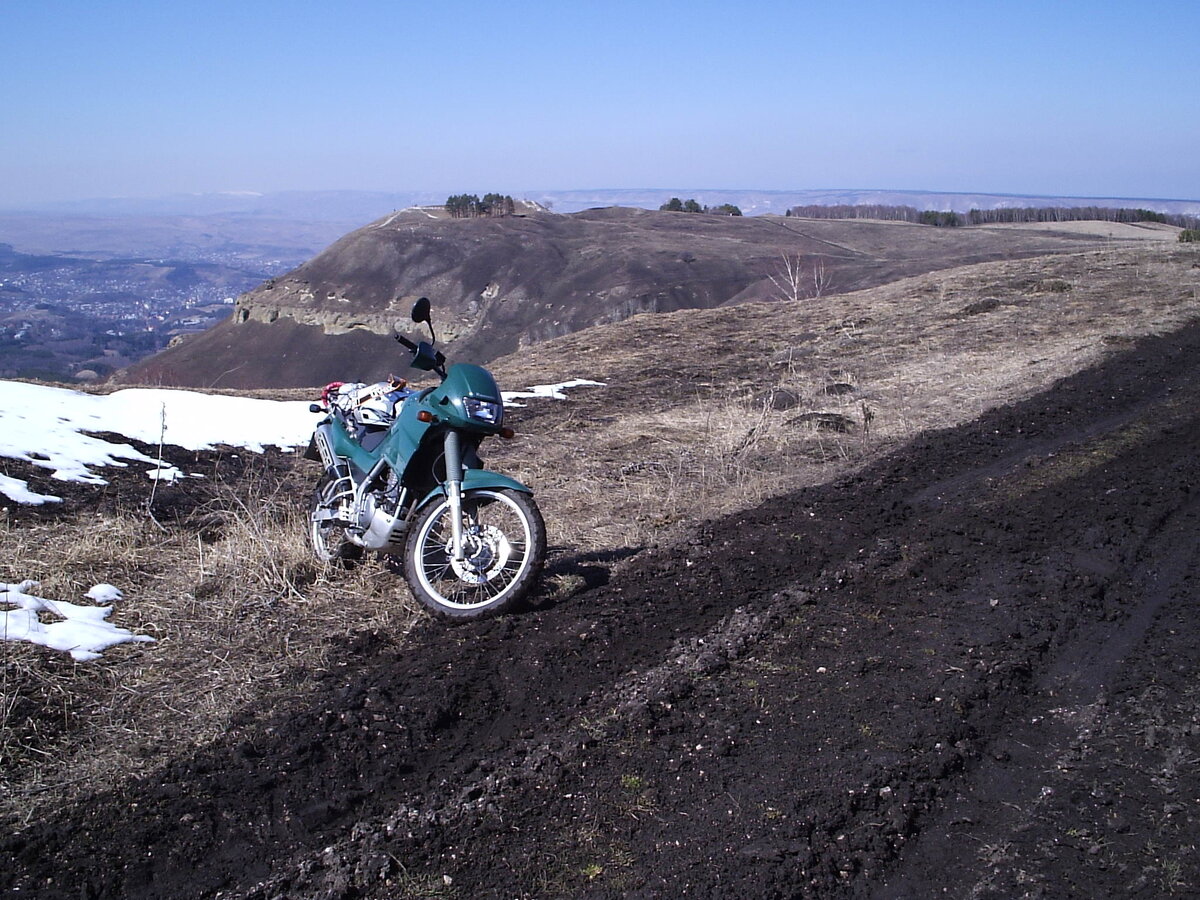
[874,395,1200,898]
[4,320,1200,899]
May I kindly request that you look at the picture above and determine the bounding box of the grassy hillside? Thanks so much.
[2,238,1198,897]
[4,239,1196,810]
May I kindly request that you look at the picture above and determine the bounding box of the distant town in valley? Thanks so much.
[0,244,304,382]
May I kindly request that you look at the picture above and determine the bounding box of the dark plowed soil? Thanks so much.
[4,321,1200,899]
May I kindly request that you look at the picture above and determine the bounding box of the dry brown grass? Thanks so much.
[2,238,1198,826]
[986,220,1181,240]
[0,460,421,826]
[489,242,1200,556]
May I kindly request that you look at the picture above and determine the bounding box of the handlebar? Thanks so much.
[394,332,447,378]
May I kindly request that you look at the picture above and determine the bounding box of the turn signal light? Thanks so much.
[417,410,437,423]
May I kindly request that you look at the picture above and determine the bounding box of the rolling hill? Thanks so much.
[2,236,1199,898]
[113,207,1177,389]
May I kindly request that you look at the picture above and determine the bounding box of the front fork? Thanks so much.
[444,431,466,562]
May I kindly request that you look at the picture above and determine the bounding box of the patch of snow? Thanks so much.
[86,583,124,603]
[375,210,407,228]
[0,473,61,506]
[503,379,606,406]
[147,464,184,482]
[1,580,154,661]
[376,206,441,227]
[0,381,313,504]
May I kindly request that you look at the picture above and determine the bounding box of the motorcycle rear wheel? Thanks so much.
[403,488,546,618]
[309,474,364,566]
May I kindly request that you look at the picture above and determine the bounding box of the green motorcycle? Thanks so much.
[304,298,546,618]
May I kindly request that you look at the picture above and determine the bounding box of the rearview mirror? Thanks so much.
[411,297,431,324]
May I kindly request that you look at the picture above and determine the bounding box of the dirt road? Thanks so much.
[4,321,1199,898]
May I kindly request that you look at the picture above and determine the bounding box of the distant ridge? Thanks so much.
[6,188,1198,221]
[527,188,1200,216]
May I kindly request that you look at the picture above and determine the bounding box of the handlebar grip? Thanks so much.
[394,334,417,351]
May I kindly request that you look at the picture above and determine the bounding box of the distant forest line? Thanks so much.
[786,204,1200,230]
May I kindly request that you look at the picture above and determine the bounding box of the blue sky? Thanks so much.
[4,0,1198,205]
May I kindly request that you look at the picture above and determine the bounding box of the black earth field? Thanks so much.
[4,321,1200,898]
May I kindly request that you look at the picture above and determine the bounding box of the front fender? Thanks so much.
[416,468,533,511]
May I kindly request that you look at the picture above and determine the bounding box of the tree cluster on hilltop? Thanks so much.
[660,198,742,216]
[445,193,517,218]
[787,203,1199,230]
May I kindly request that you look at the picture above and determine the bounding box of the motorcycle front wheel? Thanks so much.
[403,488,546,618]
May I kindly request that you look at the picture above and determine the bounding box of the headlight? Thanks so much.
[463,396,503,425]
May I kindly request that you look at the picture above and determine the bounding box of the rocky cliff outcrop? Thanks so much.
[227,207,788,355]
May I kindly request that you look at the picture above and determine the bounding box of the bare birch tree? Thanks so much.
[811,259,832,297]
[769,253,806,303]
[770,254,834,301]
